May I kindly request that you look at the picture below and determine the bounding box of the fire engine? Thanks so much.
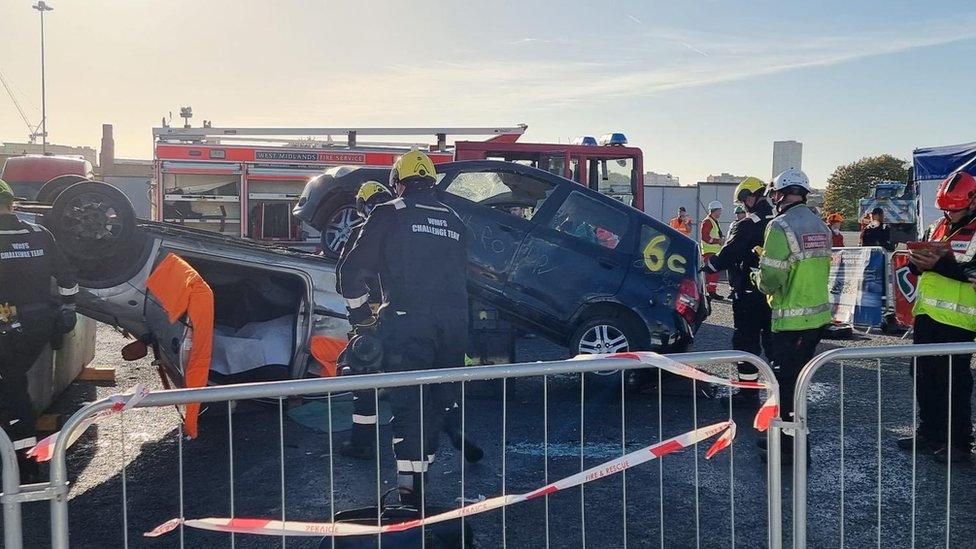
[152,124,646,253]
[152,126,523,248]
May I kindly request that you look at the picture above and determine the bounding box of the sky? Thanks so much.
[1,0,975,188]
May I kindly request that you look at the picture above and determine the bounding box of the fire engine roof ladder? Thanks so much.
[153,125,528,151]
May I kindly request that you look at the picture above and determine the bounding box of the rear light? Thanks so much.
[675,277,700,325]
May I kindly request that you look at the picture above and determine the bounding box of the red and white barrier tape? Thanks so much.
[27,384,148,463]
[575,351,779,431]
[146,420,735,538]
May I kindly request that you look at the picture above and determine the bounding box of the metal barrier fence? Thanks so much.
[0,350,783,549]
[1,428,23,549]
[792,342,976,549]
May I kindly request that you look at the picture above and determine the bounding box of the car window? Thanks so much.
[548,191,628,250]
[443,170,556,221]
[636,224,689,276]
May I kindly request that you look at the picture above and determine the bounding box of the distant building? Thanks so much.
[772,140,802,179]
[706,172,747,184]
[645,171,680,186]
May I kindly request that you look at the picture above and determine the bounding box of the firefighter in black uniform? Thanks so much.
[0,179,78,482]
[335,180,392,459]
[701,176,773,383]
[337,151,469,506]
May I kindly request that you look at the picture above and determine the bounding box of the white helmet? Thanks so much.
[707,200,723,211]
[771,168,811,194]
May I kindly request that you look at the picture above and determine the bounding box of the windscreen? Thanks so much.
[8,181,42,201]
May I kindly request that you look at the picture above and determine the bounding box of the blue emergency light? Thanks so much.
[598,133,628,146]
[573,136,598,146]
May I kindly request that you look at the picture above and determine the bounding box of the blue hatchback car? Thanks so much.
[295,160,709,358]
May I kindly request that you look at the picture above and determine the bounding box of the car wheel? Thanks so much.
[570,315,645,380]
[320,202,358,258]
[48,181,144,285]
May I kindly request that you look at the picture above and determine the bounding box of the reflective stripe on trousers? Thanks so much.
[12,436,37,451]
[395,456,436,473]
[352,414,377,425]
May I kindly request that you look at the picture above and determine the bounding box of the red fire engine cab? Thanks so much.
[454,132,644,211]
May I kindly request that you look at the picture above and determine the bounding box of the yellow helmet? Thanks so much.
[734,176,766,202]
[390,148,437,188]
[355,181,392,218]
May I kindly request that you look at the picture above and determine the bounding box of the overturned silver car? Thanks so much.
[17,179,350,393]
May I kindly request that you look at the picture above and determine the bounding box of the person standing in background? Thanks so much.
[669,206,694,237]
[861,207,893,250]
[826,213,845,247]
[734,203,747,223]
[701,201,725,300]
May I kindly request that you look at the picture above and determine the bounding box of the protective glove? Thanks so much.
[59,304,77,334]
[346,303,374,326]
[700,256,717,274]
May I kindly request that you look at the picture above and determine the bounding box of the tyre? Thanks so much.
[48,181,145,286]
[318,195,358,259]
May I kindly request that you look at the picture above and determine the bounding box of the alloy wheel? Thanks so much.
[323,206,359,253]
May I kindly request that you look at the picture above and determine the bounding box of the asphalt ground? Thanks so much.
[6,282,976,548]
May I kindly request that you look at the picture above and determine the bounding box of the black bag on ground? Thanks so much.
[321,504,473,549]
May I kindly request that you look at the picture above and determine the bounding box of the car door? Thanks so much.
[437,167,559,300]
[508,189,633,326]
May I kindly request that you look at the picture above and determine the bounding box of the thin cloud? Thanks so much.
[504,37,578,47]
[680,42,709,57]
[506,38,552,45]
[306,22,976,117]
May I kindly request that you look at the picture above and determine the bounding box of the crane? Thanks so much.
[0,68,43,143]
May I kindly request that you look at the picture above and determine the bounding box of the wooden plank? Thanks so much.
[77,366,116,382]
[36,414,60,433]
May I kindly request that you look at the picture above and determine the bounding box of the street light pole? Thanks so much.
[32,1,53,154]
